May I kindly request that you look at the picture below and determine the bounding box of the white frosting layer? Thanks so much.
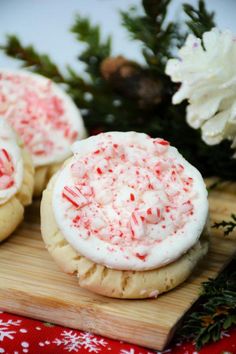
[52,132,208,271]
[0,119,23,205]
[0,69,86,167]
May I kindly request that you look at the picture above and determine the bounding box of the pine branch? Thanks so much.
[143,0,170,21]
[183,0,215,38]
[0,35,65,83]
[121,0,182,73]
[178,262,236,349]
[70,16,141,131]
[71,15,111,80]
[212,214,236,236]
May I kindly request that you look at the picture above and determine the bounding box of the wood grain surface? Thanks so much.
[0,182,235,351]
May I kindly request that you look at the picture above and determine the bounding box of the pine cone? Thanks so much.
[100,56,163,109]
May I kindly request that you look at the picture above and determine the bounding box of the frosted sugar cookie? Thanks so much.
[41,132,209,298]
[0,69,86,196]
[0,119,34,242]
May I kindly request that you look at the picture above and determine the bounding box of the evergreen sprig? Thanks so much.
[121,0,182,73]
[178,262,236,349]
[70,15,145,132]
[183,0,215,38]
[0,35,65,83]
[71,15,111,79]
[212,214,236,236]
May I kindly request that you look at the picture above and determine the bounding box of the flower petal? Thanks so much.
[202,111,229,145]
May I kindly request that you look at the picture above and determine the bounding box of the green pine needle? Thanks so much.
[71,15,111,79]
[121,1,182,72]
[178,263,236,349]
[212,214,236,236]
[183,0,215,38]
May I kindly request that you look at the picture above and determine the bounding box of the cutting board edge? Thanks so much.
[0,287,171,351]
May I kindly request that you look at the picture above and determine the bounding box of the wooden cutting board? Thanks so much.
[0,181,236,351]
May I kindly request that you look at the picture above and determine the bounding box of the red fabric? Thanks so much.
[0,311,235,354]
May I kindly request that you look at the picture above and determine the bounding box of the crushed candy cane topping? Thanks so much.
[52,132,208,270]
[0,148,15,190]
[0,119,23,205]
[0,69,86,167]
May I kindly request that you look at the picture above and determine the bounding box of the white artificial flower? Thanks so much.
[165,28,236,155]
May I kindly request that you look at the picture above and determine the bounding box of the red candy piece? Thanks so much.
[135,252,148,261]
[62,185,89,209]
[0,148,15,190]
[130,211,145,239]
[145,207,161,224]
[153,138,170,154]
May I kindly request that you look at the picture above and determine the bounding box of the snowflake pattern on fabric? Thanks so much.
[53,331,108,353]
[0,311,235,353]
[0,318,21,342]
